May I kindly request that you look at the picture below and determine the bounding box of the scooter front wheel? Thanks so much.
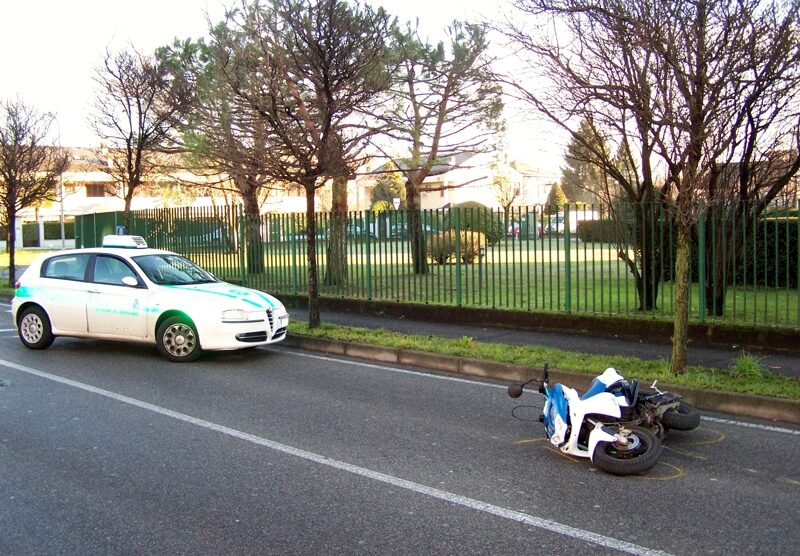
[592,425,662,476]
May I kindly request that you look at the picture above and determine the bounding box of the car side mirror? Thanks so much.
[121,276,139,287]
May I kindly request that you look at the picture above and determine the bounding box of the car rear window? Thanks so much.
[43,254,91,281]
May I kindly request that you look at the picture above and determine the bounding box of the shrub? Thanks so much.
[427,232,455,264]
[457,229,488,263]
[43,220,75,240]
[22,222,39,247]
[426,230,487,264]
[576,219,617,242]
[735,217,797,288]
[444,202,505,244]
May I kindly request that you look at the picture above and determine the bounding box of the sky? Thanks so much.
[0,0,563,174]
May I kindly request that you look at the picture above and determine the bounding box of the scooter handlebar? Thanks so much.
[506,363,550,398]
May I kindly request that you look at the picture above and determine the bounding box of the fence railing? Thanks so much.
[75,201,800,329]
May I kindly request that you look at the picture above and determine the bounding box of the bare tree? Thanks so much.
[489,160,519,218]
[377,21,504,274]
[501,0,800,373]
[90,45,194,224]
[0,99,69,286]
[700,1,800,316]
[210,0,393,327]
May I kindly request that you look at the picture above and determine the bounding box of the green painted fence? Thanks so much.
[76,201,800,329]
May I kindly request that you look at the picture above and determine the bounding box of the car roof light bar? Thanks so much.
[101,235,149,249]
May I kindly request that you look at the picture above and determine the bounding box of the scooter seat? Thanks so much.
[624,379,639,406]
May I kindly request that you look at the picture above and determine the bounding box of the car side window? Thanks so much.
[93,255,138,286]
[43,254,91,281]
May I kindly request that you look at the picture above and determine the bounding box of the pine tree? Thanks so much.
[546,182,568,214]
[560,119,608,204]
[370,161,406,210]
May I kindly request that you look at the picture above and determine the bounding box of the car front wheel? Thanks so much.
[18,306,55,350]
[156,316,202,362]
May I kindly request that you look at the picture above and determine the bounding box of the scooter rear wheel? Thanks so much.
[661,402,701,431]
[592,425,662,476]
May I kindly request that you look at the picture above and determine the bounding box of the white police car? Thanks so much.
[11,235,289,362]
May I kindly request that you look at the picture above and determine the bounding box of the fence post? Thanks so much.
[697,203,706,323]
[291,213,299,297]
[365,210,372,300]
[455,208,462,306]
[564,204,572,313]
[237,205,247,286]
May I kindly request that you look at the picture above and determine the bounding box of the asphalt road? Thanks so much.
[2,301,799,555]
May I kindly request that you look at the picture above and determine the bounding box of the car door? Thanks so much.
[86,254,150,338]
[39,254,92,333]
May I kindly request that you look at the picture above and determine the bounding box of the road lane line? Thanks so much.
[272,348,800,436]
[269,347,513,388]
[0,357,670,556]
[700,416,800,435]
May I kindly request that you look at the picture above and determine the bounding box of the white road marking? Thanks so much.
[0,357,670,556]
[701,415,800,435]
[272,347,800,437]
[270,346,498,387]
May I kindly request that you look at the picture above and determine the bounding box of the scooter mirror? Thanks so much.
[507,384,523,398]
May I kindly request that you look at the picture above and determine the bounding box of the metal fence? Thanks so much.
[76,201,800,329]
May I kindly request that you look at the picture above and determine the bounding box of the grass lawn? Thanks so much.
[1,249,54,294]
[235,237,798,328]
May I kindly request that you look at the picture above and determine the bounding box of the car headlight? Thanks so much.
[221,309,250,321]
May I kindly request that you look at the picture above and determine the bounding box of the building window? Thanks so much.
[86,184,107,197]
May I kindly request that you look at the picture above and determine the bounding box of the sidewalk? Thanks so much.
[288,307,800,379]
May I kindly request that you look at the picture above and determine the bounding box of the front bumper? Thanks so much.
[200,310,289,351]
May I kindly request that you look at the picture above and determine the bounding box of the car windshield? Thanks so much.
[133,254,217,286]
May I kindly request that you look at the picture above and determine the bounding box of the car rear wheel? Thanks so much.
[156,316,202,362]
[18,306,55,350]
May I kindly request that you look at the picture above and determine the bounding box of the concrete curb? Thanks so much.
[284,335,800,426]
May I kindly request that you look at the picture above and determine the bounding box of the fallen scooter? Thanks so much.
[586,367,701,439]
[508,363,663,475]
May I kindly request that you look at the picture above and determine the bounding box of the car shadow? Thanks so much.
[47,338,275,365]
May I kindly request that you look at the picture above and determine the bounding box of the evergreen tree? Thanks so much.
[370,161,406,210]
[546,182,568,213]
[560,118,608,204]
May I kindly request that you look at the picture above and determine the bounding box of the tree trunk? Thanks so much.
[123,182,136,229]
[636,249,661,311]
[613,200,663,311]
[305,185,321,328]
[242,191,265,274]
[635,205,662,310]
[704,220,731,317]
[6,209,16,288]
[325,176,348,286]
[670,223,692,375]
[405,181,427,275]
[703,203,743,317]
